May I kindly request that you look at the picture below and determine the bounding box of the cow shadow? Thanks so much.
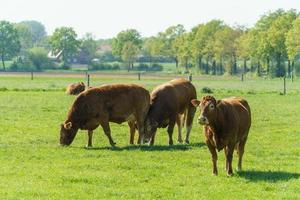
[237,170,300,182]
[87,142,205,151]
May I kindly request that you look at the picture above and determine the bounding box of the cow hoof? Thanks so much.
[213,172,218,176]
[85,145,92,149]
[177,139,183,144]
[110,142,116,146]
[227,172,233,177]
[185,140,190,144]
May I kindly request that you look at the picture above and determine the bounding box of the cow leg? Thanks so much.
[128,121,136,145]
[86,130,93,148]
[136,117,145,145]
[100,121,116,146]
[167,117,176,145]
[185,106,196,144]
[206,140,218,175]
[225,144,235,176]
[150,133,156,146]
[237,138,247,172]
[224,146,228,171]
[176,114,183,143]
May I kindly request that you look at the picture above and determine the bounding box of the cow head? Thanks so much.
[143,117,158,143]
[60,122,78,146]
[191,95,218,125]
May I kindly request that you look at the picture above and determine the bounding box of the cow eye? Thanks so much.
[209,104,215,110]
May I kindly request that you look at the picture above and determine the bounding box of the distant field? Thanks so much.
[0,74,299,199]
[0,72,299,94]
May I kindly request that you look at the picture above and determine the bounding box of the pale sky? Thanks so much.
[1,0,299,39]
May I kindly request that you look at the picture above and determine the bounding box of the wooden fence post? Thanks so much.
[138,73,141,80]
[241,73,244,82]
[87,74,90,87]
[188,74,192,82]
[283,76,286,95]
[31,71,33,80]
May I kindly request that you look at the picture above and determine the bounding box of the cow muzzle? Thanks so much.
[198,116,209,125]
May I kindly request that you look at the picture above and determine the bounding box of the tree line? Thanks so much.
[0,9,300,76]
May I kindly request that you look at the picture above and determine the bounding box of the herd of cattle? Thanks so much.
[61,78,251,176]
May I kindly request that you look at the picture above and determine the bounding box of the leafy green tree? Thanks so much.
[28,47,50,70]
[112,29,142,57]
[200,20,225,74]
[143,36,163,65]
[191,24,205,70]
[286,17,300,62]
[121,42,139,70]
[19,20,46,44]
[159,24,185,67]
[250,9,298,77]
[0,21,21,70]
[173,32,193,71]
[251,9,285,76]
[50,27,80,65]
[236,31,251,72]
[213,26,242,75]
[15,23,34,55]
[267,10,298,76]
[246,29,262,74]
[79,33,98,64]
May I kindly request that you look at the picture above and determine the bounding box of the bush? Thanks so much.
[28,47,52,70]
[201,87,213,94]
[9,60,36,71]
[132,63,163,71]
[89,61,120,70]
[112,63,120,70]
[58,62,70,70]
[150,63,163,71]
[136,63,149,71]
[0,87,8,91]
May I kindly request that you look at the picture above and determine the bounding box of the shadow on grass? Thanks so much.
[85,142,205,151]
[238,170,300,182]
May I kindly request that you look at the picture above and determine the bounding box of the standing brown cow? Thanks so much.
[191,96,251,176]
[60,84,150,147]
[143,78,197,145]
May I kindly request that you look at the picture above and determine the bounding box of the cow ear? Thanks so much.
[64,122,72,130]
[191,99,201,107]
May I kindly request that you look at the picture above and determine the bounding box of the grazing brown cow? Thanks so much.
[60,84,150,147]
[143,78,197,145]
[191,96,251,176]
[66,82,86,95]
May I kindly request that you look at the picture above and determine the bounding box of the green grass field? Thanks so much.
[0,74,299,199]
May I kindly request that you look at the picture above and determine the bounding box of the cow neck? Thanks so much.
[66,108,81,129]
[149,95,166,125]
[208,106,224,137]
[149,107,165,127]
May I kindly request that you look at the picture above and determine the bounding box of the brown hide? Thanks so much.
[60,84,150,146]
[144,78,197,145]
[192,95,251,175]
[65,82,85,95]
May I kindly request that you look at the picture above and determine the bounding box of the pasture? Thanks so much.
[0,73,299,199]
